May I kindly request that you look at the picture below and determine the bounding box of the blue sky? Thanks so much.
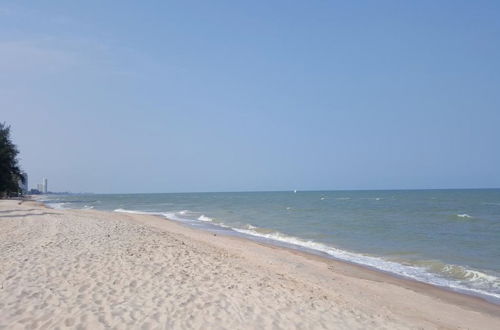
[2,1,499,193]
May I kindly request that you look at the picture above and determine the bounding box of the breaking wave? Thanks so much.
[198,215,214,222]
[46,202,68,210]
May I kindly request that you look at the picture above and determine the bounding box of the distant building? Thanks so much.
[37,183,44,192]
[43,178,48,193]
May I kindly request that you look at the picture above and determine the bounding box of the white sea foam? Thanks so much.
[161,212,183,221]
[457,213,472,218]
[114,208,146,214]
[46,202,68,210]
[114,209,163,216]
[114,208,197,224]
[441,265,499,285]
[161,211,215,225]
[464,270,500,288]
[198,215,213,222]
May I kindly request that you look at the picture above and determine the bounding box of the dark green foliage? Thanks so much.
[0,122,24,197]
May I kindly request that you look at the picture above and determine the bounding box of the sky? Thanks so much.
[1,1,499,193]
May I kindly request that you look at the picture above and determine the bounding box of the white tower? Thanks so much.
[43,178,48,193]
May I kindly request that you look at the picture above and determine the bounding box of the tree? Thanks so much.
[0,122,24,197]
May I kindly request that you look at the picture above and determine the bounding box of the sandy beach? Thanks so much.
[0,200,499,329]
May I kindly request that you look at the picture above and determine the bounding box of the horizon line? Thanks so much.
[46,187,500,195]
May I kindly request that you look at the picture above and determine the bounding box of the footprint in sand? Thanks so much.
[79,284,91,292]
[65,318,75,327]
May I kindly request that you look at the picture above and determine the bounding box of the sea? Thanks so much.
[40,189,500,304]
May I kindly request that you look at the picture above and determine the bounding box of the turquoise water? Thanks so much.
[41,189,500,303]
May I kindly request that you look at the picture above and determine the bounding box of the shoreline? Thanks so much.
[1,199,499,328]
[37,202,500,317]
[50,198,500,306]
[115,207,500,316]
[37,192,500,305]
[154,210,500,310]
[27,199,500,313]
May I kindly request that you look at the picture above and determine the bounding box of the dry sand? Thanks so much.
[0,199,499,329]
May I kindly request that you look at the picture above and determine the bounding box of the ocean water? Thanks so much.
[41,189,500,303]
